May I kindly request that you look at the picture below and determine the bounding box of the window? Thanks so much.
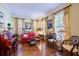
[54,11,64,40]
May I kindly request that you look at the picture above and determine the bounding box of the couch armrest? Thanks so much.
[62,39,71,45]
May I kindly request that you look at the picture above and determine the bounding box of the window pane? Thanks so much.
[55,12,64,40]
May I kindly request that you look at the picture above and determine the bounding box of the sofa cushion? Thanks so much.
[62,45,78,52]
[48,39,54,42]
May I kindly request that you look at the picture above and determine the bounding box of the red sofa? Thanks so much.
[21,32,36,44]
[0,34,12,55]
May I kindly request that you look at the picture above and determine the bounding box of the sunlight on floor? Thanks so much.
[17,44,23,56]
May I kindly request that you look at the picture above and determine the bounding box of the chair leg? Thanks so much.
[14,48,17,56]
[71,52,73,56]
[76,45,78,56]
[61,47,63,56]
[76,52,78,56]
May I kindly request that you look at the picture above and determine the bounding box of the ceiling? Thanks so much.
[6,3,60,19]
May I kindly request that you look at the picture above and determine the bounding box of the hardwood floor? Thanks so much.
[0,39,72,56]
[16,40,62,56]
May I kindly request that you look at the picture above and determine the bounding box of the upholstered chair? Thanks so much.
[62,35,79,56]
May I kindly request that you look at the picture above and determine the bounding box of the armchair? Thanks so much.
[61,35,79,56]
[47,33,57,47]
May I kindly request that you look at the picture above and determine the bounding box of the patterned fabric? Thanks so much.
[71,36,79,45]
[6,31,13,40]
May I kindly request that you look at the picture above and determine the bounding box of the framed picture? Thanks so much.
[25,22,31,29]
[47,19,52,29]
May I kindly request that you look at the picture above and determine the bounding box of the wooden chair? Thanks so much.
[47,33,57,47]
[62,35,79,56]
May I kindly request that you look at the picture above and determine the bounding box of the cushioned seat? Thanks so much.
[62,45,78,52]
[48,39,54,42]
[62,35,79,55]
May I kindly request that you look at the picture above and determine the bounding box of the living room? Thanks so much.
[0,3,79,56]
